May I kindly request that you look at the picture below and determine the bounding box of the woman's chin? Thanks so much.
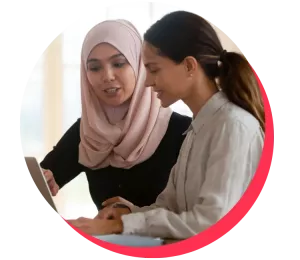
[159,96,178,108]
[101,100,121,107]
[100,95,126,107]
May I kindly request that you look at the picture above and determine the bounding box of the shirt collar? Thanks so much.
[183,91,229,135]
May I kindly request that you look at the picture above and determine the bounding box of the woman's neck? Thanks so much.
[102,98,131,125]
[182,80,218,118]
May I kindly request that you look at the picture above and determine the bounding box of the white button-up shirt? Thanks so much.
[121,91,265,239]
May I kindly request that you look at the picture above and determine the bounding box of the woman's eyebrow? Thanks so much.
[144,62,157,68]
[87,54,125,64]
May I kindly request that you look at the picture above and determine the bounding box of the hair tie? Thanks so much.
[219,49,227,61]
[216,49,228,89]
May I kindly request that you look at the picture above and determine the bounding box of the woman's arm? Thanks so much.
[40,119,84,188]
[121,122,264,239]
[100,163,179,215]
[131,163,179,213]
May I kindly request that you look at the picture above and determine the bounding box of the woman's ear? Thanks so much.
[183,56,198,77]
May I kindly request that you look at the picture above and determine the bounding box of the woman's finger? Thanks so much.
[94,207,113,219]
[67,219,78,226]
[102,197,123,207]
[50,184,59,196]
[68,217,90,228]
[43,170,53,182]
[102,209,114,219]
[48,178,55,188]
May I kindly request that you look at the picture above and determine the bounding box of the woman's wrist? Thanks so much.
[112,219,124,234]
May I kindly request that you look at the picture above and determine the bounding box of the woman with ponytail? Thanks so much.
[69,11,265,240]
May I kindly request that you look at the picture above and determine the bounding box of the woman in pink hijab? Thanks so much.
[40,19,191,211]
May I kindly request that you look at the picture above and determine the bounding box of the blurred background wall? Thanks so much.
[20,2,241,219]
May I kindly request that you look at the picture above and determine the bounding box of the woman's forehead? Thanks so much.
[142,42,175,67]
[88,43,123,60]
[142,42,159,61]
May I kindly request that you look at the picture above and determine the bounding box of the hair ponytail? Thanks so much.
[144,11,265,131]
[219,51,265,132]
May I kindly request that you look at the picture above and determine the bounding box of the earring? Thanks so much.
[215,77,222,91]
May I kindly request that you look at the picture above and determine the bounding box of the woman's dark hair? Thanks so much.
[144,11,265,132]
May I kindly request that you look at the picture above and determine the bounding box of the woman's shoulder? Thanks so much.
[217,103,261,137]
[55,118,82,146]
[74,117,81,126]
[168,111,192,131]
[66,118,81,136]
[157,111,191,145]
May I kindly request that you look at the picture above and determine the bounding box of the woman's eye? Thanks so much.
[113,62,125,68]
[88,67,101,72]
[150,69,159,74]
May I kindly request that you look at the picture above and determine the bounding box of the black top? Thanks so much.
[40,112,191,210]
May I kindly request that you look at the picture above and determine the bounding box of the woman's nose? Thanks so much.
[102,68,115,82]
[145,75,155,88]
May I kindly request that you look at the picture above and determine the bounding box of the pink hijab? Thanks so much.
[78,20,172,169]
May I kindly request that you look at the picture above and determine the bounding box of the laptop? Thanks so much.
[25,156,57,212]
[93,234,164,247]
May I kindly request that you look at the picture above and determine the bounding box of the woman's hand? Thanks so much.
[42,169,59,196]
[95,206,131,220]
[67,217,123,236]
[101,196,134,209]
